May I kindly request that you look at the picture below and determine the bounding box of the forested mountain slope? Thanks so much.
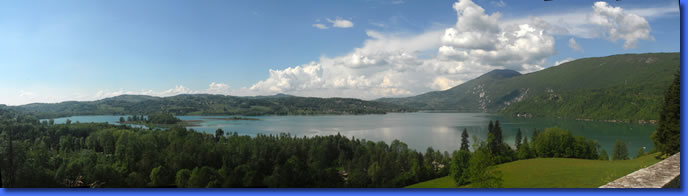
[378,53,679,121]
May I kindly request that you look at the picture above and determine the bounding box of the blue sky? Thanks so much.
[0,0,679,105]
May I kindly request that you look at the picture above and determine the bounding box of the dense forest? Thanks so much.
[0,108,451,188]
[379,53,679,121]
[0,106,620,188]
[10,94,415,119]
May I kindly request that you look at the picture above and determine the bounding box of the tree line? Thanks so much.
[0,109,450,188]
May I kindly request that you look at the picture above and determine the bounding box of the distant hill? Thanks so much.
[14,94,414,119]
[378,53,679,121]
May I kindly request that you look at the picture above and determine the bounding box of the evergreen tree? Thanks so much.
[612,140,629,160]
[460,128,470,151]
[119,117,125,123]
[215,128,224,141]
[517,136,532,160]
[651,69,680,157]
[515,128,522,150]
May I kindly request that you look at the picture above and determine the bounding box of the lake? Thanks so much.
[49,113,656,154]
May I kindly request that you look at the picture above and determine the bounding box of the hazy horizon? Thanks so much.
[0,0,679,105]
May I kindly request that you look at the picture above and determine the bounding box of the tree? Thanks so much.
[517,136,532,160]
[515,128,522,150]
[215,128,224,141]
[612,140,629,160]
[636,147,645,159]
[49,119,54,125]
[460,128,469,151]
[119,117,125,123]
[467,148,502,188]
[450,150,471,186]
[175,169,191,188]
[599,149,609,161]
[651,69,680,157]
[65,119,71,125]
[149,165,173,187]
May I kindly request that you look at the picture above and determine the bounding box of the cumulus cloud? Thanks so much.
[430,77,463,91]
[327,18,354,28]
[588,1,653,49]
[92,82,233,100]
[568,37,582,51]
[503,1,667,49]
[249,0,557,99]
[312,23,329,29]
[555,57,575,66]
[438,0,555,72]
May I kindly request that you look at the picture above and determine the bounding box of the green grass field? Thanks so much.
[406,153,661,188]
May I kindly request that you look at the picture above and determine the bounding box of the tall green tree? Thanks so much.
[515,128,522,150]
[215,128,224,141]
[460,128,470,151]
[612,140,629,160]
[651,69,680,157]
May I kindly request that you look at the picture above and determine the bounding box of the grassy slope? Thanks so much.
[406,153,661,188]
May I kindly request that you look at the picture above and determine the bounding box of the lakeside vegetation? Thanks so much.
[11,94,415,119]
[0,108,452,188]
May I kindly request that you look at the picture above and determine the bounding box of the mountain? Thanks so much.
[377,69,522,112]
[378,52,680,121]
[14,94,414,119]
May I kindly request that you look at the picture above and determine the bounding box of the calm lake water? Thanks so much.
[49,113,656,154]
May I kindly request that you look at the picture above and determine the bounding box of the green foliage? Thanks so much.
[0,108,450,188]
[635,147,645,159]
[460,129,469,151]
[15,94,414,119]
[467,147,502,188]
[599,149,609,161]
[146,113,180,124]
[612,140,629,160]
[379,53,679,121]
[408,153,662,188]
[515,128,522,150]
[450,150,471,186]
[175,169,191,188]
[651,69,681,157]
[531,127,599,159]
[517,137,534,160]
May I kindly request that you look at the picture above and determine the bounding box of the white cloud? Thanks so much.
[370,22,386,28]
[430,76,463,90]
[312,23,329,29]
[555,57,575,66]
[491,0,506,8]
[568,37,582,51]
[503,1,671,49]
[248,0,556,99]
[589,1,653,49]
[327,18,354,28]
[206,82,231,94]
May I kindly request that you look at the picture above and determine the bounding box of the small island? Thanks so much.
[201,117,260,121]
[119,112,201,128]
